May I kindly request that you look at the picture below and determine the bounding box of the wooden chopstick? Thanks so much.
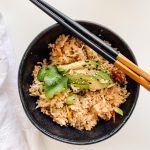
[115,60,150,91]
[117,53,150,82]
[30,0,150,91]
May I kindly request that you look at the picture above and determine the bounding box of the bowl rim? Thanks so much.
[18,20,140,145]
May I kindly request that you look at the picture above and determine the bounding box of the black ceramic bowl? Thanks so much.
[18,21,140,145]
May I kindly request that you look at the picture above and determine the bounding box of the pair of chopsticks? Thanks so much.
[30,0,150,91]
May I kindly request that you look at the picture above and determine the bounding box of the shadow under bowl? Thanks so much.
[18,21,140,145]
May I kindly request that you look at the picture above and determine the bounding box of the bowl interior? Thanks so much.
[18,21,139,144]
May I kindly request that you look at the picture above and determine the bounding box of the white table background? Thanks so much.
[0,0,150,150]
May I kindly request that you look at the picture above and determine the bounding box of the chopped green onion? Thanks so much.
[51,107,57,113]
[114,107,123,116]
[38,85,44,93]
[66,95,76,105]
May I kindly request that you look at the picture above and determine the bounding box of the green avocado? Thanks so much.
[57,60,99,72]
[88,70,113,85]
[72,83,89,90]
[67,74,107,91]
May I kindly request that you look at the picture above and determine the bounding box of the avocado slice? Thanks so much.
[67,74,107,91]
[88,70,113,85]
[67,74,88,85]
[72,83,89,90]
[67,74,89,91]
[57,60,99,72]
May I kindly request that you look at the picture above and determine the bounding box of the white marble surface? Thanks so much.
[0,0,150,150]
